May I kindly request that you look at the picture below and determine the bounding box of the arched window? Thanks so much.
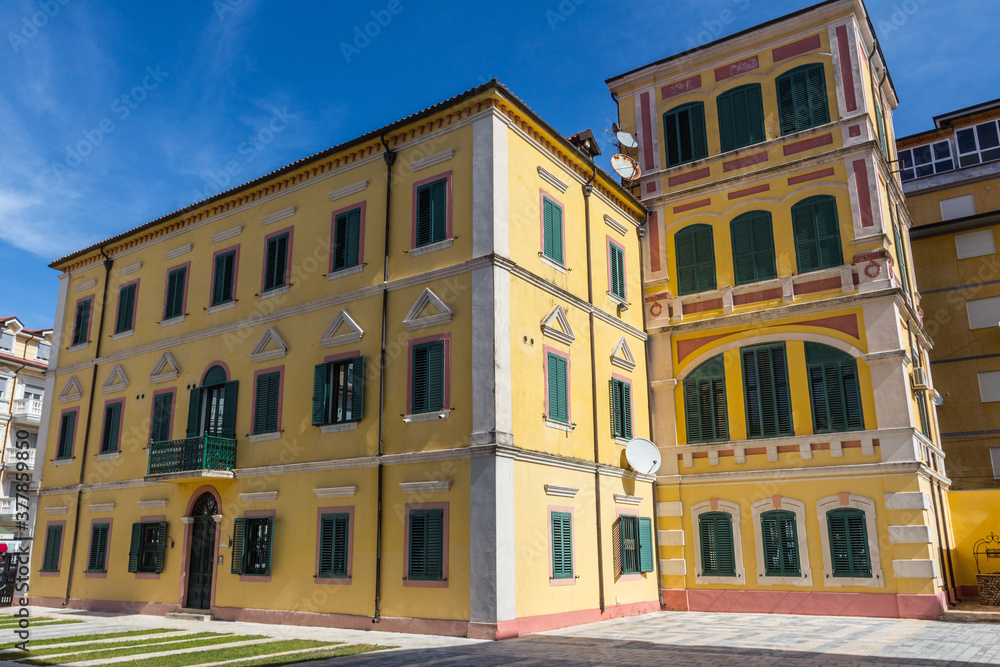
[760,510,800,577]
[730,211,776,285]
[717,83,765,152]
[675,224,716,295]
[187,365,238,439]
[806,343,863,433]
[663,102,708,167]
[698,512,736,577]
[776,63,829,135]
[826,508,871,577]
[792,195,843,273]
[683,355,728,443]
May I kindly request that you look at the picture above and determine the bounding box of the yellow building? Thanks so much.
[29,82,659,637]
[607,0,953,618]
[899,98,1000,597]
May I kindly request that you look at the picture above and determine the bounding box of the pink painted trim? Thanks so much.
[783,133,833,156]
[548,505,575,586]
[162,262,191,321]
[39,520,67,576]
[723,151,768,173]
[606,235,627,301]
[329,202,366,272]
[85,517,113,578]
[209,245,240,306]
[673,198,712,214]
[314,506,354,585]
[787,167,835,185]
[135,514,167,580]
[251,365,284,435]
[403,502,449,588]
[728,184,770,200]
[639,91,654,170]
[115,278,140,332]
[324,349,361,364]
[29,597,182,617]
[410,171,453,249]
[661,75,701,100]
[854,159,874,227]
[100,397,125,454]
[56,407,80,460]
[714,55,759,81]
[179,486,222,610]
[406,333,451,415]
[239,509,276,583]
[543,345,571,423]
[668,167,710,187]
[149,388,176,444]
[647,210,661,273]
[261,226,294,293]
[677,588,946,619]
[492,600,661,639]
[539,190,567,266]
[200,361,231,385]
[772,34,821,62]
[645,182,656,193]
[848,124,861,138]
[836,25,857,112]
[72,295,94,344]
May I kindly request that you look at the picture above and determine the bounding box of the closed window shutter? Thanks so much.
[218,381,239,439]
[412,345,428,413]
[212,251,235,306]
[115,284,136,334]
[622,381,633,439]
[333,212,349,270]
[261,517,274,576]
[165,269,186,320]
[101,403,121,454]
[416,185,432,247]
[543,198,564,264]
[154,522,167,574]
[609,243,626,299]
[761,511,800,576]
[73,301,90,346]
[319,513,349,577]
[185,387,202,438]
[547,353,568,423]
[610,380,622,437]
[551,512,573,579]
[151,393,172,443]
[777,64,829,135]
[351,356,365,421]
[699,512,735,576]
[430,179,447,243]
[409,509,444,580]
[127,522,142,573]
[638,516,654,573]
[806,343,863,433]
[409,511,426,579]
[664,103,708,167]
[42,525,62,572]
[57,412,75,459]
[312,364,328,426]
[254,372,280,435]
[88,523,109,572]
[264,234,288,291]
[731,212,776,285]
[718,84,765,152]
[231,518,246,574]
[742,344,792,438]
[828,509,871,577]
[675,225,716,296]
[684,355,728,443]
[333,210,361,270]
[426,343,444,412]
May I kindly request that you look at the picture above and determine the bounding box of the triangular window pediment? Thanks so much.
[58,375,84,402]
[540,305,575,345]
[320,310,364,347]
[402,288,454,331]
[149,352,180,383]
[610,337,637,371]
[250,326,288,362]
[102,364,130,393]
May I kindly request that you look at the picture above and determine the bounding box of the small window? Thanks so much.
[163,267,187,321]
[56,412,76,460]
[792,195,842,273]
[966,296,1000,330]
[991,448,1000,480]
[415,178,447,247]
[312,357,364,426]
[87,522,110,573]
[411,341,445,415]
[41,524,63,572]
[617,515,654,575]
[332,208,362,272]
[898,141,953,181]
[698,512,736,576]
[211,250,237,307]
[408,508,444,581]
[232,516,273,576]
[806,343,863,433]
[319,513,350,578]
[730,211,776,285]
[940,194,976,221]
[22,385,43,401]
[546,352,569,424]
[683,355,728,444]
[956,119,1000,168]
[742,343,793,438]
[608,240,626,300]
[955,229,996,260]
[610,378,633,439]
[263,232,289,292]
[675,224,716,296]
[253,371,281,435]
[0,331,13,351]
[115,283,137,334]
[827,508,871,578]
[0,378,7,400]
[717,84,765,152]
[99,401,123,454]
[35,342,50,361]
[127,522,167,574]
[663,102,708,167]
[776,64,829,135]
[977,371,1000,403]
[761,510,800,577]
[542,197,565,265]
[72,299,91,347]
[551,511,573,580]
[150,392,173,443]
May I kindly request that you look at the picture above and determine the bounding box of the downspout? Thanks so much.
[373,135,396,623]
[933,479,959,603]
[63,249,113,605]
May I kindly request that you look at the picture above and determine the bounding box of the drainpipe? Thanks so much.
[373,135,396,623]
[63,249,113,605]
[933,480,959,603]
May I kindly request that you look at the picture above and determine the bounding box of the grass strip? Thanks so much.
[16,633,263,664]
[0,628,181,651]
[27,639,339,667]
[0,620,82,628]
[0,632,230,658]
[224,644,388,666]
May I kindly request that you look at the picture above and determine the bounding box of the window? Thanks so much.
[967,296,1000,330]
[663,102,708,167]
[71,298,91,346]
[891,209,913,299]
[684,355,728,444]
[742,343,793,438]
[551,511,573,580]
[899,141,953,181]
[41,524,63,572]
[761,510,800,577]
[252,371,281,435]
[87,522,110,573]
[792,195,842,273]
[617,515,654,575]
[415,178,447,247]
[991,447,1000,480]
[956,119,1000,168]
[263,232,289,292]
[698,512,736,576]
[717,84,765,152]
[610,378,633,439]
[35,342,50,361]
[874,94,890,160]
[127,522,167,574]
[0,331,12,351]
[806,343,863,433]
[542,196,565,265]
[608,240,626,300]
[910,339,931,438]
[100,401,123,454]
[980,371,1000,403]
[776,64,829,135]
[211,249,237,307]
[332,208,362,271]
[0,378,6,400]
[827,508,871,577]
[940,194,976,221]
[115,282,137,334]
[150,392,173,443]
[955,229,996,260]
[186,368,238,439]
[163,266,187,321]
[232,516,273,576]
[411,341,445,415]
[318,513,350,579]
[546,351,569,424]
[675,224,716,295]
[408,509,444,581]
[56,411,76,460]
[730,211,776,285]
[312,357,364,426]
[22,385,43,401]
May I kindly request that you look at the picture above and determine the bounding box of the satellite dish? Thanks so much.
[625,438,661,475]
[932,390,945,406]
[610,154,640,181]
[616,131,639,149]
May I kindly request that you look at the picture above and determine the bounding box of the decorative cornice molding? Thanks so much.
[89,502,116,512]
[249,326,288,362]
[544,484,579,498]
[101,364,130,393]
[313,486,358,498]
[211,225,243,243]
[540,304,575,345]
[610,337,637,371]
[409,148,456,172]
[537,166,569,193]
[45,506,69,515]
[320,310,364,347]
[137,499,168,509]
[58,375,84,402]
[149,351,180,383]
[604,214,629,236]
[239,491,278,503]
[117,262,142,277]
[402,288,454,331]
[613,494,643,506]
[400,480,452,494]
[329,180,368,202]
[75,279,98,292]
[261,207,296,225]
[165,244,192,260]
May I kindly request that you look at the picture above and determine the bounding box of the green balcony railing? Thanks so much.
[147,435,237,476]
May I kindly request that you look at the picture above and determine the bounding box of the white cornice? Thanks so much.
[613,494,643,506]
[75,279,97,292]
[261,207,296,225]
[604,215,629,236]
[540,304,576,345]
[89,502,116,512]
[544,484,579,498]
[211,225,243,243]
[137,499,168,509]
[537,166,569,193]
[408,148,455,172]
[313,486,357,498]
[399,480,452,494]
[329,180,368,202]
[239,491,278,503]
[45,505,68,514]
[117,262,142,277]
[165,244,192,260]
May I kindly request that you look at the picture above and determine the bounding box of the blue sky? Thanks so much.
[1,0,997,329]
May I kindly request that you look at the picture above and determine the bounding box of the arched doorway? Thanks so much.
[186,492,218,609]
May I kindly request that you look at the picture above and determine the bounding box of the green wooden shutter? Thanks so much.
[547,353,568,423]
[88,523,109,572]
[165,268,186,320]
[430,179,447,244]
[609,242,626,300]
[72,300,90,346]
[742,344,792,438]
[151,392,172,443]
[351,356,365,421]
[699,512,735,576]
[777,64,829,135]
[254,372,280,435]
[717,84,765,152]
[42,525,62,572]
[543,198,564,265]
[612,517,622,575]
[312,363,329,426]
[412,345,429,413]
[761,511,800,576]
[730,211,776,285]
[428,342,445,413]
[127,522,142,573]
[409,511,426,579]
[806,343,863,433]
[638,516,654,573]
[828,508,871,577]
[100,402,121,454]
[231,518,246,574]
[57,412,75,459]
[264,234,288,291]
[663,102,708,167]
[261,517,274,576]
[623,381,633,439]
[333,209,361,270]
[185,387,202,438]
[154,522,167,574]
[115,284,136,334]
[675,224,716,296]
[551,512,573,579]
[610,380,622,437]
[320,514,349,578]
[416,184,432,247]
[409,509,444,580]
[212,251,235,306]
[220,381,239,439]
[319,514,335,576]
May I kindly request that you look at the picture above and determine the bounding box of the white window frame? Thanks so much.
[35,342,50,362]
[750,497,813,587]
[955,229,996,260]
[691,499,745,585]
[0,331,13,352]
[898,141,954,181]
[956,119,1000,168]
[816,493,884,588]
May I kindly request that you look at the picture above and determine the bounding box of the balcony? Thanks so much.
[3,448,36,470]
[10,399,42,425]
[146,435,237,481]
[0,497,13,518]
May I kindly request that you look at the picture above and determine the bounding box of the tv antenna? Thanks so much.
[625,438,661,475]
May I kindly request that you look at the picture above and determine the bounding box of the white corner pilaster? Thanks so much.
[472,110,509,259]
